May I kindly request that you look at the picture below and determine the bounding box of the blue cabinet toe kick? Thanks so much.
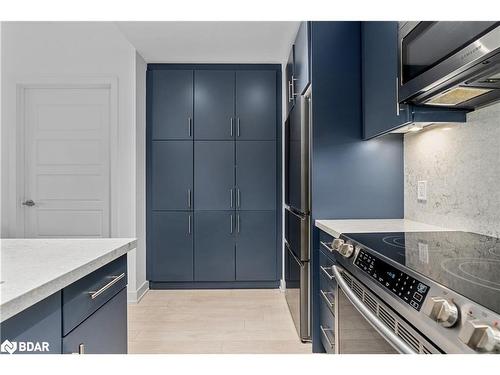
[150,281,280,289]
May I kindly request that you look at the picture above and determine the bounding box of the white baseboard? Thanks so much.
[279,279,286,292]
[127,280,149,303]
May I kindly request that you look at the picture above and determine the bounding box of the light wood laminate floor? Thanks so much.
[128,289,312,354]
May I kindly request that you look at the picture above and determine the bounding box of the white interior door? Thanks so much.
[23,87,111,238]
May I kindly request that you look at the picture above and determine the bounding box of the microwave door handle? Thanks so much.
[331,265,416,354]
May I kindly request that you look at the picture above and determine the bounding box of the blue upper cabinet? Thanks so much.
[151,70,193,140]
[293,22,311,96]
[362,22,410,139]
[235,70,276,140]
[362,22,467,139]
[194,70,235,140]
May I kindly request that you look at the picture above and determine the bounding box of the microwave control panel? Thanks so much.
[354,249,429,311]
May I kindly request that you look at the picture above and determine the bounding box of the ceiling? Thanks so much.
[115,21,299,64]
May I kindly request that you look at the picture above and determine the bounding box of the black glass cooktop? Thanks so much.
[342,231,500,314]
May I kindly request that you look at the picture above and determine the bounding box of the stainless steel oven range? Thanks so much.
[320,231,500,354]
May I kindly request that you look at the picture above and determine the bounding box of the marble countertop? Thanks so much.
[315,219,452,239]
[0,238,136,322]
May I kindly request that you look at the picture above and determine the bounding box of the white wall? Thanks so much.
[129,52,148,302]
[404,103,500,238]
[1,22,145,301]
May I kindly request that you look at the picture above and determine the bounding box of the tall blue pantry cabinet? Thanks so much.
[147,64,281,289]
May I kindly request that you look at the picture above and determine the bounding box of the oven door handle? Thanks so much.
[332,265,416,354]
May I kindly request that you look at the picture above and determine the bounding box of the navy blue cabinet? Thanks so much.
[235,70,276,140]
[194,141,234,211]
[151,70,193,140]
[147,65,280,288]
[62,289,127,354]
[362,22,466,139]
[0,292,62,354]
[152,141,193,210]
[235,211,276,281]
[194,70,235,140]
[236,141,276,210]
[362,22,410,139]
[194,211,236,281]
[293,22,310,96]
[150,211,193,281]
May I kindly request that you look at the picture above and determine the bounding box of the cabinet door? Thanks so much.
[151,70,193,140]
[294,22,310,96]
[0,291,62,354]
[235,70,276,140]
[194,211,235,281]
[286,47,295,115]
[62,289,127,354]
[236,211,276,281]
[150,212,193,281]
[194,141,234,210]
[362,22,410,139]
[152,141,193,210]
[236,140,276,210]
[194,70,235,140]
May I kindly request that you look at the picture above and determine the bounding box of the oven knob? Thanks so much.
[425,297,459,328]
[459,320,500,352]
[332,239,344,251]
[339,243,354,258]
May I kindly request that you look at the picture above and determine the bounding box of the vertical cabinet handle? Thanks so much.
[188,214,192,234]
[237,118,240,137]
[236,188,241,208]
[237,214,240,233]
[188,117,193,137]
[230,214,234,234]
[291,76,297,98]
[230,188,234,208]
[187,189,192,208]
[288,81,293,102]
[395,77,400,116]
[230,118,234,137]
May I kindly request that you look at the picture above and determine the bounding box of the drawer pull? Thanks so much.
[320,289,335,310]
[88,273,125,299]
[320,325,335,350]
[320,266,335,281]
[320,241,334,253]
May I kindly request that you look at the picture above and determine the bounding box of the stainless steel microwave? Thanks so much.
[398,21,500,110]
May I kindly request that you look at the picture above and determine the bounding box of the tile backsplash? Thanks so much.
[404,102,500,238]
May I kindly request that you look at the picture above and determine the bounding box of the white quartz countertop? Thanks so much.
[0,238,136,322]
[315,219,452,239]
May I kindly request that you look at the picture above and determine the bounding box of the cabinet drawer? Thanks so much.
[63,288,127,354]
[62,255,127,336]
[319,297,336,354]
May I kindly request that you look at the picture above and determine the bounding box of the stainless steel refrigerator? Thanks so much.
[284,85,311,342]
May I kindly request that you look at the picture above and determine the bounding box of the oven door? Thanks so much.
[333,265,424,354]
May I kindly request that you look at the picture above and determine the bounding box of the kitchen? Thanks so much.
[1,2,500,371]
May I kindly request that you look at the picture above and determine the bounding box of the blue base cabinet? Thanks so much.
[147,64,281,288]
[150,211,193,281]
[0,256,128,355]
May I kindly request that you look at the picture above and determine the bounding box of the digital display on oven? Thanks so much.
[354,249,429,311]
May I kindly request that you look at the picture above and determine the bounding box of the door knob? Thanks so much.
[22,199,35,207]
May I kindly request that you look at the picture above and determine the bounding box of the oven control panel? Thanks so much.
[354,249,430,311]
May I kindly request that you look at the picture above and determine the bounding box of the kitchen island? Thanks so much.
[0,238,136,354]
